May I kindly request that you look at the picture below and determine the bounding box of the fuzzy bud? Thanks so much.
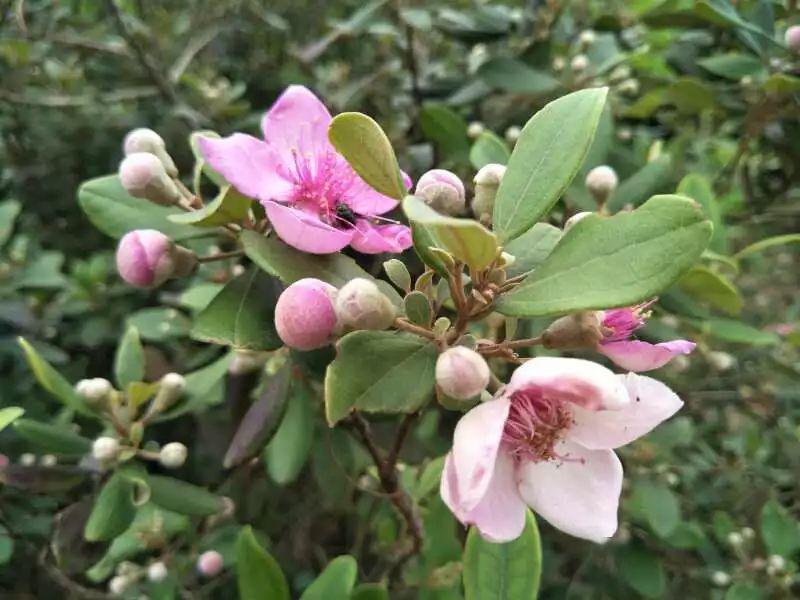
[610,65,632,82]
[123,128,178,176]
[147,561,169,583]
[197,550,224,577]
[116,229,197,288]
[75,377,113,405]
[435,347,491,401]
[585,165,618,203]
[571,54,589,72]
[275,278,338,350]
[708,351,736,372]
[711,571,730,587]
[467,121,485,139]
[159,442,188,469]
[542,311,604,350]
[19,453,36,466]
[618,78,640,96]
[579,30,596,46]
[415,169,466,216]
[472,163,506,225]
[92,437,120,462]
[40,454,57,467]
[335,278,395,332]
[118,152,181,206]
[786,26,800,54]
[504,125,521,144]
[109,575,131,596]
[552,56,566,71]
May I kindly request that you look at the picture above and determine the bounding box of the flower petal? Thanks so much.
[263,201,353,254]
[450,397,510,512]
[346,170,412,217]
[441,451,527,543]
[197,134,294,203]
[260,85,332,159]
[504,356,629,411]
[599,339,695,372]
[349,220,412,254]
[517,440,622,542]
[568,373,683,450]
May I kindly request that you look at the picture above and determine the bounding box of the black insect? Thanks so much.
[334,202,358,226]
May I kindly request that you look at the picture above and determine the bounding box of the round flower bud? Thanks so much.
[741,526,755,540]
[149,372,186,414]
[109,575,131,596]
[19,453,36,466]
[116,229,197,288]
[768,554,786,571]
[415,169,466,216]
[159,442,188,469]
[571,54,589,72]
[610,64,632,82]
[579,30,596,45]
[727,531,743,547]
[504,125,521,144]
[274,278,338,351]
[467,121,485,139]
[123,128,178,177]
[472,163,506,225]
[92,436,120,462]
[435,347,491,400]
[708,351,736,372]
[335,278,395,332]
[147,561,169,583]
[118,152,181,206]
[542,311,604,350]
[618,78,640,96]
[552,56,566,71]
[585,165,618,203]
[75,377,113,405]
[197,550,224,577]
[564,211,593,232]
[711,571,731,587]
[40,454,57,467]
[785,25,800,53]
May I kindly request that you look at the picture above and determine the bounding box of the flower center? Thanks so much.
[601,300,656,342]
[502,388,577,463]
[287,148,359,228]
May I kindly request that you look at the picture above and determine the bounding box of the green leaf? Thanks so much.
[503,223,562,277]
[463,510,541,600]
[493,87,608,242]
[607,154,673,212]
[328,112,406,200]
[698,53,765,80]
[383,258,411,292]
[191,267,283,351]
[700,318,779,346]
[497,195,712,316]
[419,103,470,163]
[147,475,224,516]
[13,252,67,289]
[0,407,24,433]
[632,481,681,538]
[0,524,13,565]
[168,185,251,227]
[678,266,742,315]
[77,175,201,240]
[403,196,499,271]
[763,73,800,95]
[84,473,137,542]
[13,419,92,456]
[410,223,449,276]
[735,234,800,260]
[241,230,402,306]
[760,499,800,557]
[299,555,358,600]
[128,307,192,341]
[17,337,90,415]
[725,583,766,600]
[477,57,560,94]
[665,78,716,115]
[404,291,432,327]
[324,331,437,425]
[695,0,782,47]
[0,199,21,248]
[616,545,666,598]
[264,384,314,485]
[469,131,510,170]
[678,173,726,252]
[351,583,389,600]
[115,325,145,389]
[236,526,289,600]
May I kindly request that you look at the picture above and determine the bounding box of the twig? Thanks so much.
[394,318,437,340]
[197,249,244,264]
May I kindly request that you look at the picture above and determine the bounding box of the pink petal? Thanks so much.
[346,170,412,217]
[517,440,622,542]
[260,85,332,160]
[599,339,695,372]
[441,451,527,543]
[504,356,629,411]
[349,220,412,254]
[568,373,683,450]
[450,398,510,512]
[197,134,294,203]
[263,201,353,254]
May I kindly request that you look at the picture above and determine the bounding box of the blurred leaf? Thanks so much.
[608,155,673,211]
[420,104,470,163]
[115,325,144,388]
[695,0,781,47]
[616,545,666,598]
[678,266,742,315]
[761,499,800,557]
[13,252,67,289]
[698,53,765,79]
[678,173,726,252]
[665,78,716,114]
[51,499,103,575]
[477,58,560,94]
[236,526,289,600]
[128,307,191,341]
[169,185,252,227]
[17,337,91,415]
[148,475,224,516]
[351,583,389,599]
[299,555,357,599]
[735,234,800,260]
[762,73,800,94]
[0,407,24,432]
[700,318,779,345]
[503,223,563,277]
[632,481,681,538]
[0,199,21,247]
[264,384,314,485]
[84,472,137,542]
[469,131,510,170]
[13,419,91,455]
[436,6,511,42]
[0,524,13,565]
[725,583,766,600]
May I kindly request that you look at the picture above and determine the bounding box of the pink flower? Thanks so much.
[198,86,412,255]
[440,356,683,543]
[597,301,695,372]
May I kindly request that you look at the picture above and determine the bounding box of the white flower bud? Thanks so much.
[708,351,736,372]
[768,554,786,572]
[565,211,593,232]
[123,128,178,177]
[75,378,113,404]
[741,526,755,540]
[472,163,506,224]
[610,65,632,82]
[585,165,618,202]
[467,121,485,139]
[197,550,224,577]
[727,531,743,547]
[335,278,395,332]
[435,347,491,400]
[92,437,120,462]
[579,30,596,45]
[109,575,131,596]
[711,571,731,587]
[159,442,188,469]
[40,454,57,467]
[416,169,466,216]
[664,472,679,487]
[19,453,36,466]
[571,54,589,72]
[552,56,566,71]
[504,125,521,144]
[618,78,640,96]
[147,561,169,583]
[118,152,181,206]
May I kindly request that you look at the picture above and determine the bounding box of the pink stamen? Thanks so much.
[601,299,657,343]
[502,387,576,464]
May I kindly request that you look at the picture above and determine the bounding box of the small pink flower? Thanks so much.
[597,301,695,372]
[198,85,412,255]
[440,357,683,543]
[274,278,338,351]
[197,550,224,577]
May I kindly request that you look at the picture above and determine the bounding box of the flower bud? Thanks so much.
[435,347,490,400]
[472,163,506,225]
[335,278,395,331]
[75,377,113,405]
[123,128,178,177]
[109,575,131,596]
[116,229,197,288]
[40,454,57,467]
[768,554,786,571]
[727,531,743,547]
[504,125,521,144]
[618,78,640,96]
[147,561,168,583]
[118,152,181,206]
[274,278,338,351]
[467,121,485,139]
[159,442,187,469]
[415,169,466,216]
[197,550,224,577]
[579,30,596,46]
[610,64,632,82]
[552,56,566,71]
[585,165,618,203]
[19,453,36,466]
[786,25,800,54]
[571,54,589,72]
[564,211,593,232]
[711,571,730,587]
[92,436,120,462]
[741,526,755,540]
[708,350,736,372]
[542,311,604,350]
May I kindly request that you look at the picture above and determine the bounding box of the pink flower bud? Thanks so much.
[415,169,466,216]
[197,550,224,577]
[585,165,618,202]
[435,346,490,400]
[118,152,180,206]
[115,229,196,288]
[335,278,395,331]
[786,26,800,53]
[123,128,178,176]
[274,278,338,350]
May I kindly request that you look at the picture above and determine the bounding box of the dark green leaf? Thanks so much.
[169,186,251,227]
[419,104,470,163]
[13,419,92,456]
[17,337,91,415]
[503,223,562,277]
[616,545,666,598]
[84,473,137,542]
[115,325,145,388]
[477,58,560,94]
[761,499,800,557]
[236,526,289,600]
[264,384,314,485]
[148,475,225,516]
[299,555,357,600]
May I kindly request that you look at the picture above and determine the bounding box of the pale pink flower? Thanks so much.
[198,85,412,255]
[440,356,682,543]
[597,301,695,372]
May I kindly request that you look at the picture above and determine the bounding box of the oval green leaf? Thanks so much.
[84,473,137,542]
[13,419,92,456]
[299,555,357,600]
[236,526,289,600]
